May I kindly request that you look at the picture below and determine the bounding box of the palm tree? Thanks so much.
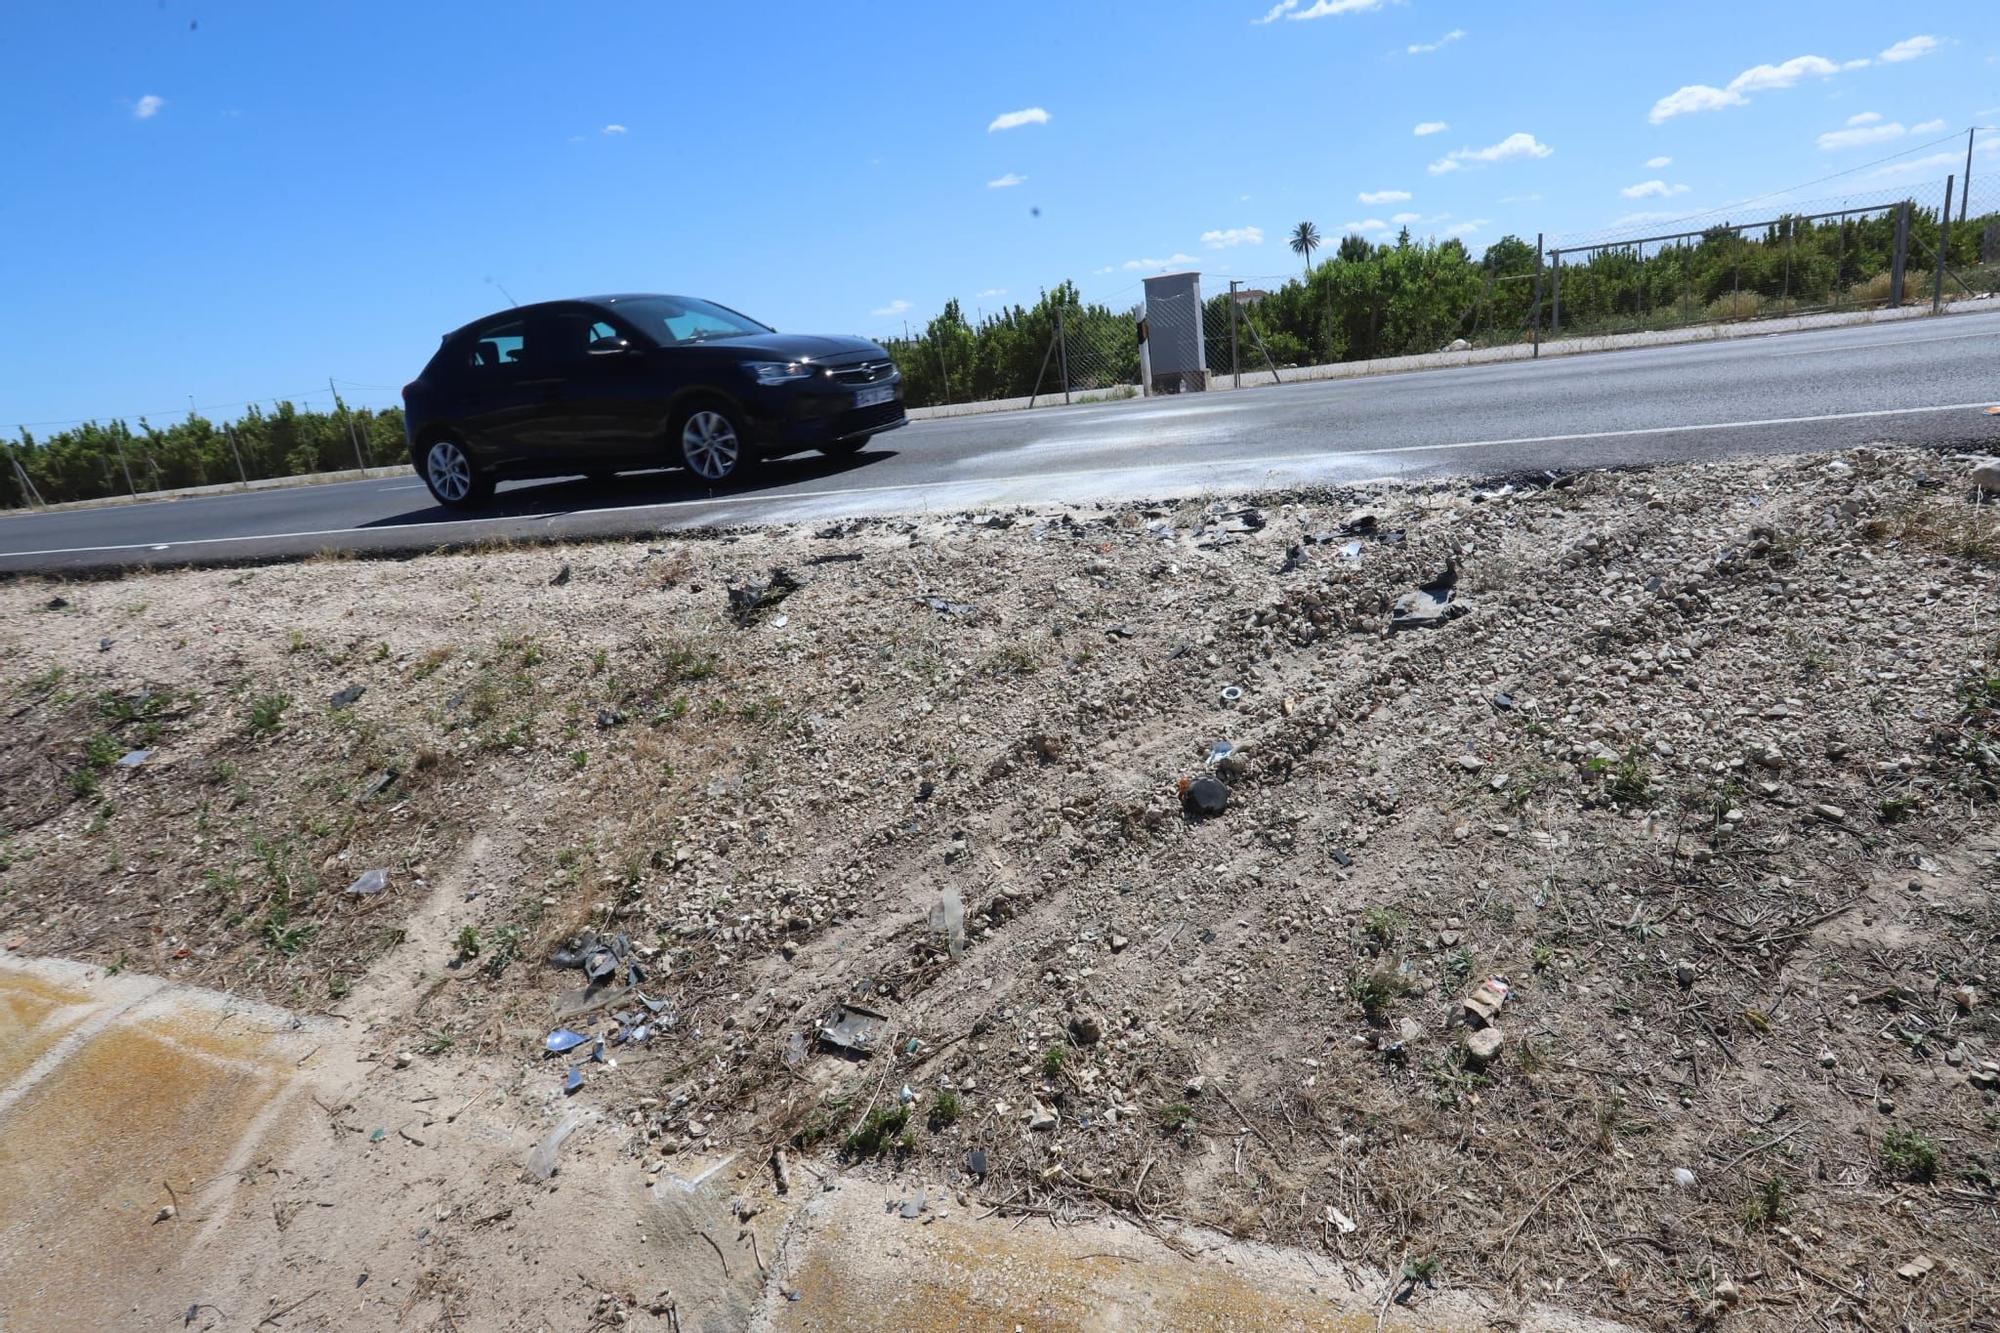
[1290,221,1322,278]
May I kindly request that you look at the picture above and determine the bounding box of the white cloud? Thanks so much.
[1259,0,1383,21]
[872,299,913,317]
[1649,85,1747,123]
[1343,218,1390,233]
[976,288,1007,298]
[1408,29,1466,55]
[1729,55,1839,93]
[1092,265,1117,275]
[1445,219,1489,236]
[1650,53,1845,123]
[601,123,627,135]
[1390,211,1422,224]
[1413,121,1449,137]
[1816,117,1942,150]
[1819,121,1906,149]
[987,172,1027,189]
[1611,210,1684,229]
[1645,155,1673,168]
[1120,252,1198,271]
[1842,58,1872,70]
[1499,193,1542,204]
[987,107,1049,133]
[1621,179,1690,199]
[1857,136,2000,180]
[1428,131,1552,175]
[1201,226,1265,248]
[1879,35,1937,63]
[1359,189,1412,204]
[134,94,164,120]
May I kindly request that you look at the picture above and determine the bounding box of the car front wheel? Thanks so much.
[676,403,752,483]
[419,437,493,508]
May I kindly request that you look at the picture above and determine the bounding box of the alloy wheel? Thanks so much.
[681,410,740,481]
[426,440,473,503]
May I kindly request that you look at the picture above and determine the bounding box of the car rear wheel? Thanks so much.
[420,437,493,508]
[677,403,751,483]
[818,435,870,458]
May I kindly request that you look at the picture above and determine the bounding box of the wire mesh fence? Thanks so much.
[1546,177,2000,341]
[878,285,1140,409]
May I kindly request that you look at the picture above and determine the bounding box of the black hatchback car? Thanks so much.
[400,294,905,507]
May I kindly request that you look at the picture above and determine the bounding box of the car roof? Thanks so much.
[441,295,680,341]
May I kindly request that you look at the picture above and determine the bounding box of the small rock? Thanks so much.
[1109,934,1129,953]
[550,563,573,587]
[1674,960,1696,990]
[1819,1049,1838,1068]
[1953,985,1976,1013]
[1462,1027,1504,1070]
[1713,1279,1740,1306]
[1896,1255,1935,1282]
[1027,1100,1057,1132]
[1454,754,1484,772]
[1811,803,1846,824]
[393,1052,412,1070]
[1068,1011,1104,1046]
[1672,1167,1697,1189]
[1972,459,2000,495]
[153,1205,176,1223]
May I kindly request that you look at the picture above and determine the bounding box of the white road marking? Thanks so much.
[3,399,1995,560]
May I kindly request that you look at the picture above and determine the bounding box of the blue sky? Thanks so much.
[2,1,1994,431]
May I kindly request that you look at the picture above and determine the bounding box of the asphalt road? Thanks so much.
[6,312,1998,574]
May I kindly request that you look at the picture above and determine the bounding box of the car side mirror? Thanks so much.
[587,339,636,357]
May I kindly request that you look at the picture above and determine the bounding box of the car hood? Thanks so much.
[702,332,888,362]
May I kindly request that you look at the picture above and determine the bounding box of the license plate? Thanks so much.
[854,384,895,409]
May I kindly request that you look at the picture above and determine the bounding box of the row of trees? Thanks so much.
[3,401,407,508]
[882,198,1995,409]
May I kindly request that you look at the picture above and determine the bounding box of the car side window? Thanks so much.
[539,312,631,363]
[464,320,528,370]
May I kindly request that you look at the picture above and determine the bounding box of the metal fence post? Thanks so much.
[111,429,137,498]
[1227,281,1242,388]
[1056,307,1071,405]
[1964,128,1976,226]
[1550,251,1562,336]
[1530,233,1545,358]
[332,377,366,470]
[1934,175,1954,314]
[224,424,249,486]
[1889,201,1911,305]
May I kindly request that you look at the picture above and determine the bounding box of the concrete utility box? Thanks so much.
[1142,272,1206,393]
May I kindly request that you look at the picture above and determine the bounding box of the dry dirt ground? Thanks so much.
[3,447,1999,1331]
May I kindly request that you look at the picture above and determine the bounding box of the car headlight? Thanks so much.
[747,361,820,385]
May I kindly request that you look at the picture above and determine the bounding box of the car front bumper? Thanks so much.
[742,376,908,452]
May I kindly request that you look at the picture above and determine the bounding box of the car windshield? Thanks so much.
[611,296,771,346]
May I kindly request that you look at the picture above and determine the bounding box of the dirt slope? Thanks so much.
[3,447,1998,1330]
